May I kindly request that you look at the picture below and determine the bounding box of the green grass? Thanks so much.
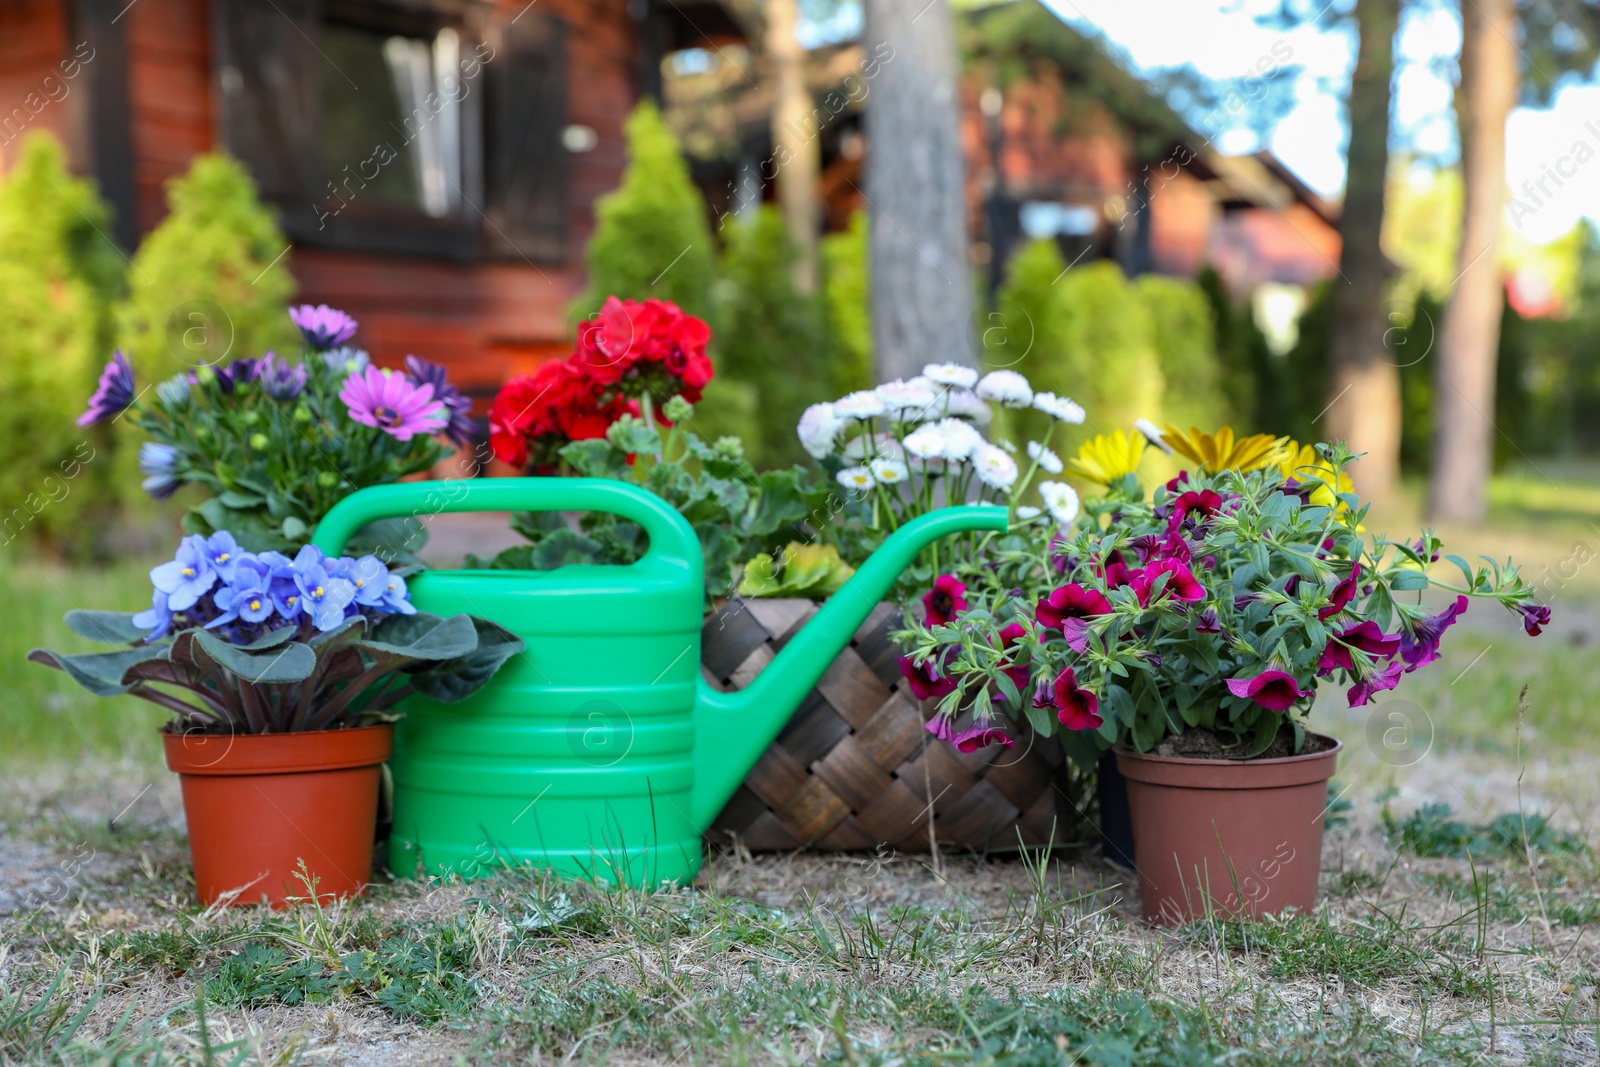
[0,550,165,769]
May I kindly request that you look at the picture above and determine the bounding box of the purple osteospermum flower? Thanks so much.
[150,535,218,612]
[132,590,174,642]
[405,355,480,448]
[78,351,135,426]
[290,304,359,350]
[207,557,276,629]
[1400,595,1469,672]
[320,346,370,374]
[340,366,447,442]
[255,351,309,400]
[139,442,180,500]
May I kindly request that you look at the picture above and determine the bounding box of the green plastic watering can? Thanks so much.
[312,478,1006,886]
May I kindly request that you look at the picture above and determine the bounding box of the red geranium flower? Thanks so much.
[1225,669,1308,712]
[1041,667,1101,730]
[922,575,967,625]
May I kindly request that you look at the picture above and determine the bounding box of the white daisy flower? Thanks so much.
[875,378,939,417]
[972,444,1019,490]
[1136,418,1173,454]
[932,418,983,461]
[797,402,843,459]
[1016,505,1043,520]
[869,458,909,484]
[902,424,947,460]
[1038,481,1081,526]
[944,389,993,425]
[836,465,876,491]
[843,432,905,462]
[1033,392,1086,424]
[922,362,979,389]
[1026,441,1063,474]
[833,390,887,420]
[975,369,1033,408]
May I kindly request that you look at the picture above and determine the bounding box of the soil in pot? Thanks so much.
[164,725,392,908]
[1116,729,1340,925]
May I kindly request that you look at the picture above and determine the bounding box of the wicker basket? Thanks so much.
[701,597,1091,853]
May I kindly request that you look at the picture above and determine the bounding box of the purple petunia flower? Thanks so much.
[405,355,480,448]
[1399,595,1469,672]
[952,726,1015,753]
[1347,658,1405,708]
[150,535,218,612]
[340,366,447,442]
[924,716,957,743]
[255,351,309,400]
[78,351,135,426]
[1517,601,1551,636]
[1225,670,1308,712]
[290,304,359,350]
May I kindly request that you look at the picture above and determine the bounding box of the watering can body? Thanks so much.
[312,478,1006,886]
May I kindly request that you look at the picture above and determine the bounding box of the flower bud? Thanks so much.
[195,365,216,386]
[242,410,261,427]
[294,405,312,424]
[318,470,340,488]
[249,433,270,450]
[662,395,693,422]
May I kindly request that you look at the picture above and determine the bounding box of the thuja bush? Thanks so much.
[114,154,297,385]
[716,205,828,466]
[820,210,872,396]
[1135,273,1230,432]
[0,133,126,550]
[576,101,718,329]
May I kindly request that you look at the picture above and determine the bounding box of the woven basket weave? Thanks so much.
[701,597,1090,853]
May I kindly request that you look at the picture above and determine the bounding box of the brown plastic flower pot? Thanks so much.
[163,724,392,908]
[1115,736,1341,925]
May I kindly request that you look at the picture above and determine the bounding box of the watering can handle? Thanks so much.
[309,477,702,566]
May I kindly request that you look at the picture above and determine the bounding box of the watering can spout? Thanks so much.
[690,504,1009,830]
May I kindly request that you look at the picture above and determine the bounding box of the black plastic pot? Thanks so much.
[1096,750,1136,869]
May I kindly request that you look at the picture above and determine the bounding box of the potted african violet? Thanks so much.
[898,427,1549,923]
[30,533,522,907]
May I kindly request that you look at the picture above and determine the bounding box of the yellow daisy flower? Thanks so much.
[1162,425,1290,473]
[1067,430,1146,485]
[1278,441,1354,512]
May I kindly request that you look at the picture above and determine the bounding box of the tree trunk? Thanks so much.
[766,0,820,293]
[1428,0,1517,522]
[863,0,975,379]
[1324,0,1400,501]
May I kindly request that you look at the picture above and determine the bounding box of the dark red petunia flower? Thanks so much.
[898,653,957,701]
[952,726,1015,753]
[1097,550,1133,589]
[922,574,968,625]
[1317,620,1402,675]
[996,623,1031,693]
[1042,667,1102,730]
[1225,669,1308,712]
[1130,558,1206,607]
[1036,583,1112,653]
[1170,488,1224,527]
[1517,601,1551,636]
[1399,595,1469,672]
[1318,564,1362,621]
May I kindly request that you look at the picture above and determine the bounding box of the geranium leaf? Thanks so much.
[64,611,148,645]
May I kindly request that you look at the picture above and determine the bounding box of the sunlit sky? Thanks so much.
[1038,0,1600,244]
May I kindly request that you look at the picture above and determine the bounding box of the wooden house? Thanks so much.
[0,0,742,398]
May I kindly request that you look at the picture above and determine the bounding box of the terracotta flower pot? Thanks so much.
[163,724,393,908]
[1115,735,1341,925]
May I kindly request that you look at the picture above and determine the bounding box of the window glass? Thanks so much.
[320,22,462,218]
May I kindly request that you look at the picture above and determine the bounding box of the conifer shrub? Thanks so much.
[821,211,872,396]
[1135,273,1229,432]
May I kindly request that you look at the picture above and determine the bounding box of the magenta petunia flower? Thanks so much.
[1042,667,1101,730]
[1517,601,1551,636]
[924,716,957,743]
[1170,488,1224,528]
[898,652,957,702]
[1347,658,1405,707]
[1225,669,1308,712]
[1195,607,1221,634]
[922,574,968,625]
[1130,558,1206,607]
[1318,564,1362,620]
[1399,595,1469,672]
[78,350,135,425]
[290,304,359,350]
[339,366,447,441]
[995,622,1032,693]
[953,726,1014,753]
[1317,620,1402,675]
